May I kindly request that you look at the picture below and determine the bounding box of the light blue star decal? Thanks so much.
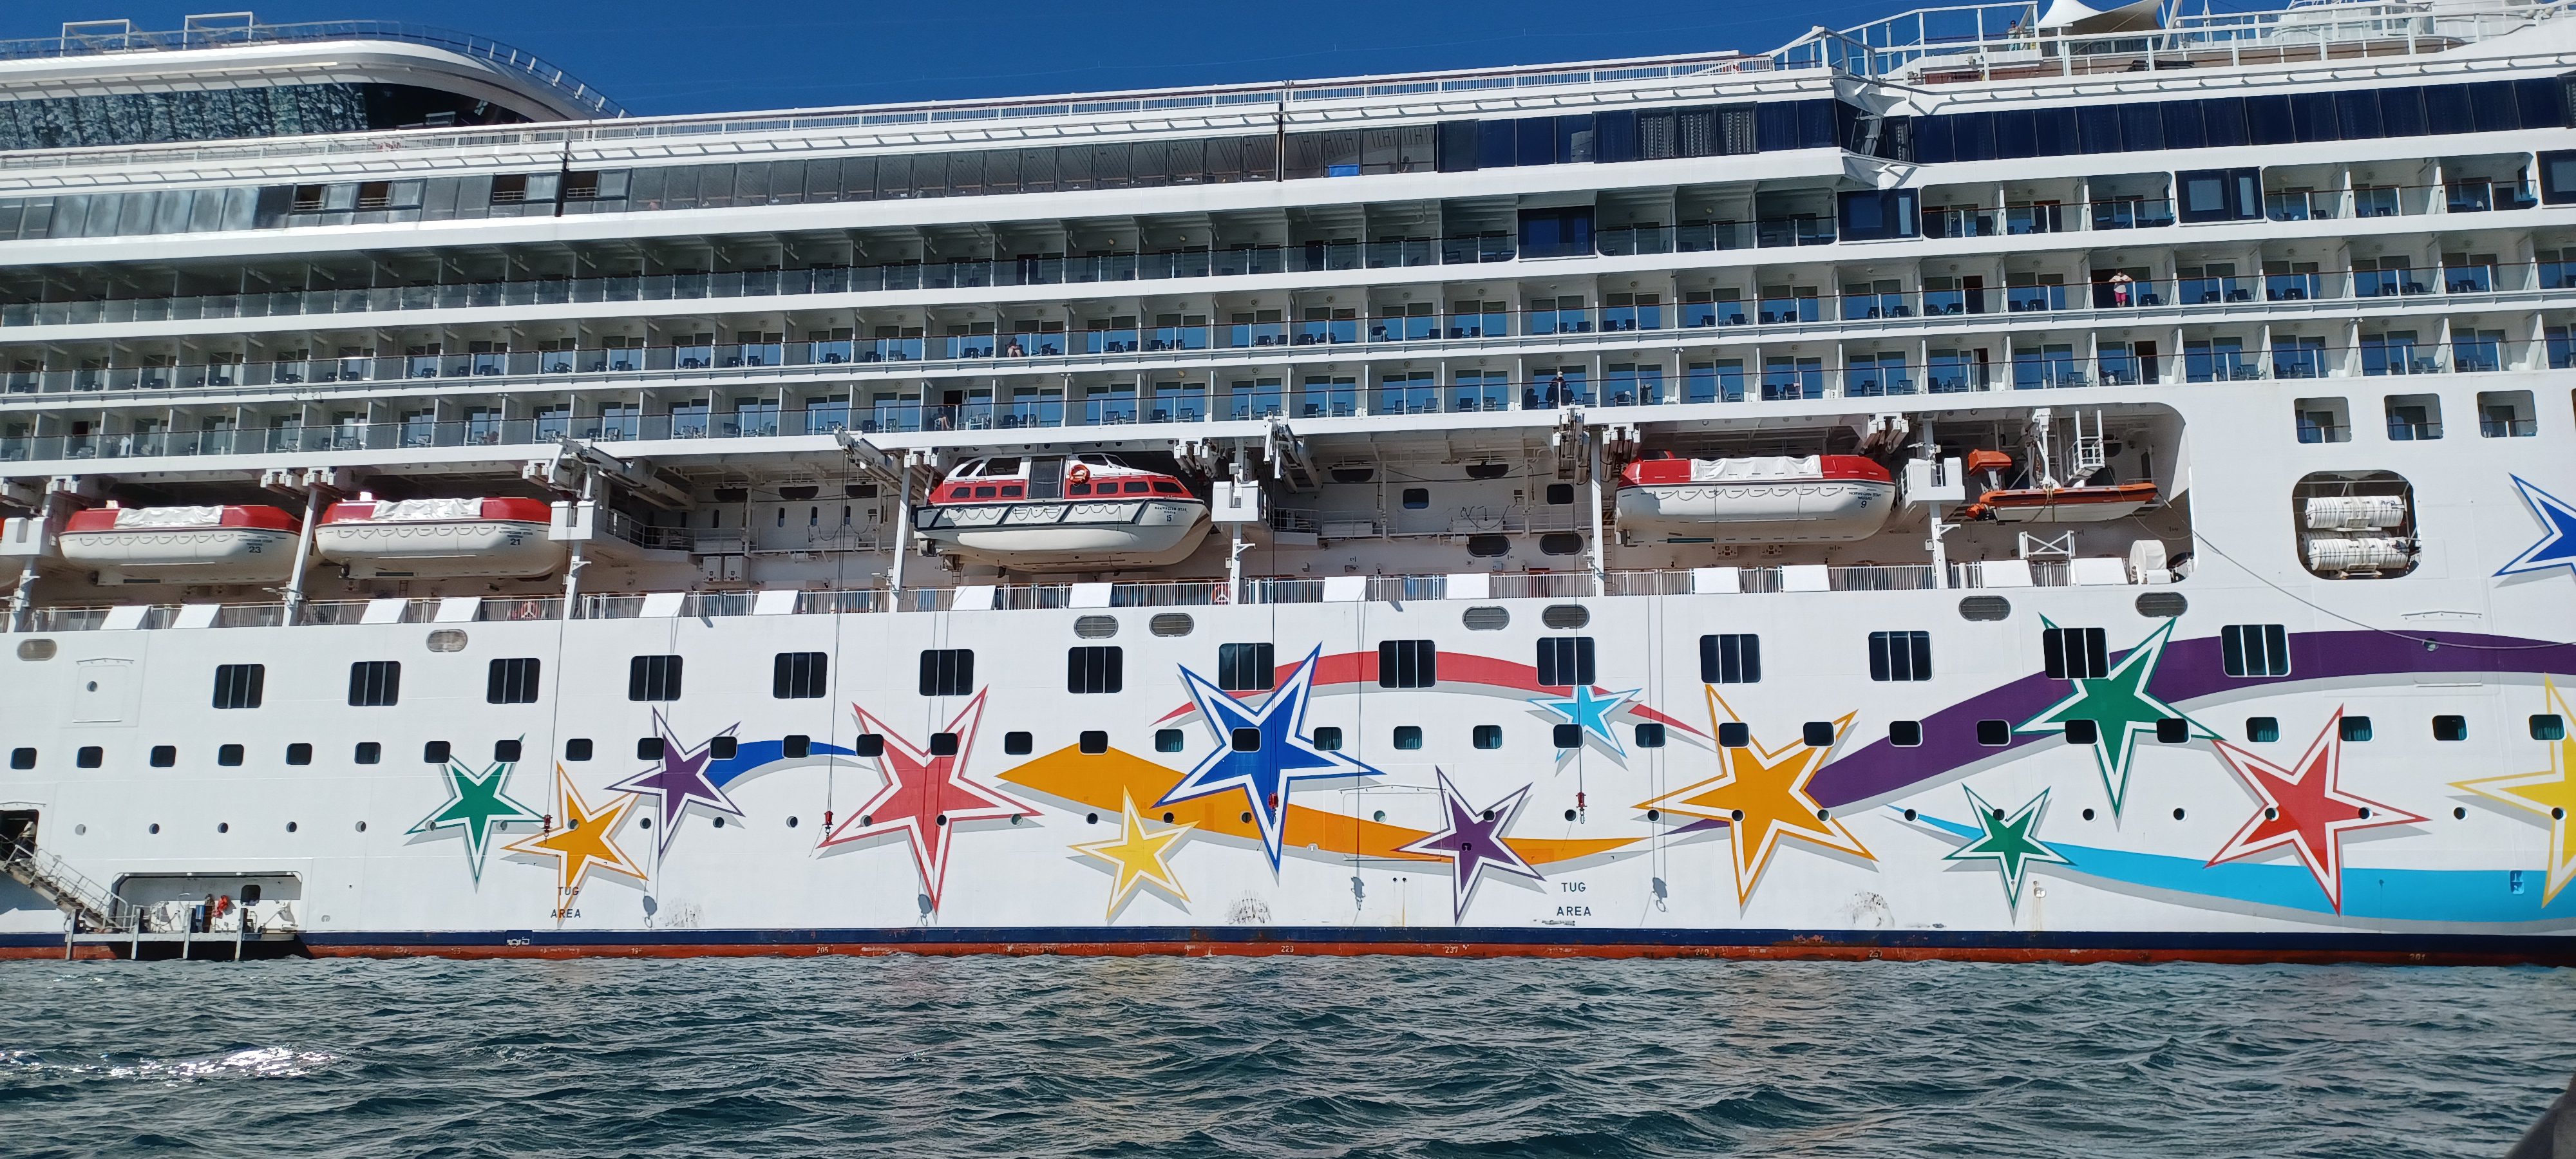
[2497,475,2576,579]
[1158,646,1385,871]
[1529,684,1642,755]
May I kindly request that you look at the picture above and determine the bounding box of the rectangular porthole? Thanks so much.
[1378,640,1437,688]
[2221,624,2291,677]
[1718,722,1749,748]
[75,746,102,769]
[1888,721,1923,747]
[1473,724,1502,749]
[2042,627,2108,680]
[1634,722,1665,748]
[1217,643,1275,692]
[2065,720,2100,745]
[628,655,683,702]
[1394,726,1424,750]
[1003,731,1032,755]
[2432,715,2468,742]
[1312,726,1343,751]
[919,649,975,696]
[1869,631,1932,682]
[1079,730,1108,755]
[2537,715,2569,741]
[2247,717,2280,743]
[1698,634,1760,683]
[285,742,311,766]
[1067,646,1124,694]
[2340,715,2374,742]
[486,657,542,704]
[1155,729,1185,753]
[212,663,265,710]
[565,738,592,762]
[1976,720,2011,747]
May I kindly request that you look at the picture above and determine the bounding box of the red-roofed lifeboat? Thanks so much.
[1615,453,1896,543]
[314,494,562,578]
[57,503,302,584]
[915,453,1209,570]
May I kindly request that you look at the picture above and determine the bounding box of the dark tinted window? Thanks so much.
[348,661,401,707]
[486,657,542,704]
[628,654,683,702]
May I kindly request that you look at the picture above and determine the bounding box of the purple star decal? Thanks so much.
[1396,769,1543,920]
[607,710,746,855]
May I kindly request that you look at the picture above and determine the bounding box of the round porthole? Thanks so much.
[788,816,800,828]
[2172,807,2187,820]
[1647,809,1662,822]
[1370,811,1385,823]
[1563,809,1578,822]
[1160,812,1174,824]
[712,816,724,828]
[2452,807,2467,820]
[1086,812,1099,825]
[1902,809,1917,822]
[217,823,229,834]
[2081,809,2095,821]
[934,815,947,827]
[148,824,160,834]
[285,822,298,833]
[355,821,368,833]
[73,824,86,835]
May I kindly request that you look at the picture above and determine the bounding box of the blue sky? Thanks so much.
[8,1,2285,116]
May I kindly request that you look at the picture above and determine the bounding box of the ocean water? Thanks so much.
[1,957,2571,1158]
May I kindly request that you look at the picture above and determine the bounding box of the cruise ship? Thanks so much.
[2,2,2573,962]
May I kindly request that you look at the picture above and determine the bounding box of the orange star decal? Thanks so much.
[506,766,647,901]
[1638,688,1873,904]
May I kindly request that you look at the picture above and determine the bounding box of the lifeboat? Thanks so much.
[1615,454,1895,543]
[59,504,301,585]
[1962,482,2161,523]
[314,495,563,578]
[914,453,1210,570]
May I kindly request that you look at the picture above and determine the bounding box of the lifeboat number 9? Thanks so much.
[1067,464,1092,486]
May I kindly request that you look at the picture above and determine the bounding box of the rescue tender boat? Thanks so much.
[1956,449,2160,523]
[58,504,301,585]
[914,453,1210,570]
[1615,453,1895,543]
[314,495,563,578]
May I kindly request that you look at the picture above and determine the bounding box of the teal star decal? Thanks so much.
[409,757,543,883]
[2016,618,2214,816]
[1530,684,1641,754]
[1944,787,2072,913]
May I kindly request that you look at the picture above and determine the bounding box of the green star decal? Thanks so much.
[2016,617,2215,816]
[409,757,543,883]
[1945,787,2072,913]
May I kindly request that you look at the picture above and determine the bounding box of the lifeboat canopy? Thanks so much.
[58,503,302,585]
[1616,454,1896,543]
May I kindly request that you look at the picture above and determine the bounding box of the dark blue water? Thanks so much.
[2,957,2570,1157]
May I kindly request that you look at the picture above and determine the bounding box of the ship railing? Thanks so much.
[0,330,2551,470]
[0,19,620,118]
[0,43,1759,174]
[0,560,2164,635]
[1782,0,2564,81]
[6,190,2546,335]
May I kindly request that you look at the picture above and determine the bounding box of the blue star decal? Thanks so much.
[1158,646,1383,870]
[1530,684,1641,755]
[2497,475,2576,579]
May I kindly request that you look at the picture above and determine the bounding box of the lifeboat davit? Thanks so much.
[1961,482,2160,523]
[315,495,562,578]
[1615,454,1895,543]
[914,453,1210,570]
[59,503,301,585]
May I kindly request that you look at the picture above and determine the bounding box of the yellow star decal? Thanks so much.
[1068,791,1193,918]
[505,766,647,899]
[2454,679,2576,903]
[1638,688,1874,905]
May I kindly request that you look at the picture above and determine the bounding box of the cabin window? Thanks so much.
[2043,627,2108,680]
[1004,731,1034,755]
[1218,643,1274,692]
[2340,715,2374,742]
[919,649,974,696]
[1889,721,1923,747]
[773,652,828,699]
[2221,625,2291,677]
[1079,730,1109,754]
[494,739,522,762]
[638,737,666,760]
[213,663,265,709]
[1378,640,1437,688]
[285,743,311,766]
[1473,725,1502,749]
[565,738,592,761]
[1718,722,1750,748]
[348,661,402,707]
[1394,726,1424,750]
[422,740,451,764]
[1536,637,1595,687]
[486,657,542,704]
[628,655,683,702]
[1312,726,1343,751]
[1155,729,1185,753]
[1401,487,1430,509]
[75,746,101,769]
[218,744,244,766]
[1977,720,2011,746]
[1801,721,1836,748]
[354,742,381,765]
[151,745,176,767]
[2434,715,2468,742]
[1868,631,1932,681]
[1634,723,1665,748]
[1699,634,1761,683]
[1067,646,1124,694]
[2246,717,2280,742]
[1553,723,1582,749]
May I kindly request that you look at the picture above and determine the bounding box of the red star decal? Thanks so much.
[2206,710,2422,911]
[820,690,1038,910]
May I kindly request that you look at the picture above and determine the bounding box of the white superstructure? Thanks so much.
[2,3,2574,961]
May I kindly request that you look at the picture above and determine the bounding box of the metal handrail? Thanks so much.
[0,19,621,118]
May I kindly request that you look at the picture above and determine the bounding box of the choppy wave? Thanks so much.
[0,957,2570,1158]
